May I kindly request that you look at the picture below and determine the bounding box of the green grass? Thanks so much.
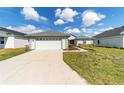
[63,45,124,85]
[0,48,29,61]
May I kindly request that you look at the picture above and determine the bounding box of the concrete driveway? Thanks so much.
[0,49,87,85]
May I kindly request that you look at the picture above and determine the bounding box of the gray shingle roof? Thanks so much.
[76,36,94,40]
[93,26,124,38]
[26,31,70,37]
[0,27,26,35]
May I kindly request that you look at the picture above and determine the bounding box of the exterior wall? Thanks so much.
[0,30,29,48]
[14,37,29,48]
[0,44,4,48]
[62,39,68,49]
[4,37,14,48]
[0,30,14,37]
[76,40,83,46]
[29,39,36,49]
[86,40,94,44]
[0,37,4,48]
[0,30,15,48]
[68,35,76,40]
[123,35,124,48]
[76,40,93,46]
[29,36,69,50]
[94,35,124,48]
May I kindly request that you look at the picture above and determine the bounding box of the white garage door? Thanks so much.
[36,40,62,49]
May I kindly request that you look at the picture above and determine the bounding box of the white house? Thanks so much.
[68,35,94,46]
[26,31,70,50]
[94,26,124,48]
[0,27,28,48]
[0,27,94,50]
[75,36,94,46]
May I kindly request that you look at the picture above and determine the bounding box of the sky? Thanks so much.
[0,7,124,36]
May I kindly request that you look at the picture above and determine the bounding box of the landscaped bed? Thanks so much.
[63,45,124,84]
[0,48,29,61]
[64,44,79,51]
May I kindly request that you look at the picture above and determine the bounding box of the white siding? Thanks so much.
[123,36,124,48]
[76,40,84,46]
[4,37,14,48]
[14,37,29,48]
[0,44,4,48]
[86,40,94,44]
[62,39,68,49]
[29,39,36,49]
[94,36,124,48]
[0,30,13,37]
[68,35,76,40]
[76,40,93,46]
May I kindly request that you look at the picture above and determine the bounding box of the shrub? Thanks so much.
[25,45,30,51]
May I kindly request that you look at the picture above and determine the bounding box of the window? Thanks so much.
[97,40,100,45]
[0,37,4,44]
[1,41,4,44]
[70,40,74,44]
[6,32,12,35]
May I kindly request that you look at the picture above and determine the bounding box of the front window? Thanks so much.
[0,37,4,44]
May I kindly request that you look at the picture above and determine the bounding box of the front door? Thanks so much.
[69,40,75,45]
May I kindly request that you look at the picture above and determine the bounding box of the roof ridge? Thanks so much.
[94,25,124,38]
[0,27,26,35]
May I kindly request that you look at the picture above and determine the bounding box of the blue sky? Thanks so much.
[0,7,124,36]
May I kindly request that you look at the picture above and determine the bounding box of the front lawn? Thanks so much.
[0,48,29,61]
[63,45,124,84]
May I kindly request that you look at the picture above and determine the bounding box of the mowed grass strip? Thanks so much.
[0,48,29,61]
[63,45,124,85]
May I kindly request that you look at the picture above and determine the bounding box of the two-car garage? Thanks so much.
[27,31,70,50]
[35,40,62,49]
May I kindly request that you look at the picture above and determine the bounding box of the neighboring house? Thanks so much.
[94,26,124,48]
[75,36,94,46]
[68,35,94,46]
[26,31,70,50]
[0,27,28,48]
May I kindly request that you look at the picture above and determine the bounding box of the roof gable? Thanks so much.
[76,36,94,40]
[26,30,70,37]
[94,26,124,38]
[0,27,26,36]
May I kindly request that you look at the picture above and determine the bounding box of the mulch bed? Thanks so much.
[64,47,79,50]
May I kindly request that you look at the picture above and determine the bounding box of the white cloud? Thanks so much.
[81,26,113,36]
[94,31,101,35]
[82,10,106,27]
[55,8,61,17]
[64,26,71,30]
[65,27,80,34]
[96,26,113,32]
[54,19,65,25]
[21,7,48,22]
[82,28,93,32]
[54,8,78,25]
[98,23,104,26]
[6,24,44,34]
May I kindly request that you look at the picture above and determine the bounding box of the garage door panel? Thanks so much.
[36,40,61,49]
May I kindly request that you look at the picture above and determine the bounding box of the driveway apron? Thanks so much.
[0,49,87,84]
